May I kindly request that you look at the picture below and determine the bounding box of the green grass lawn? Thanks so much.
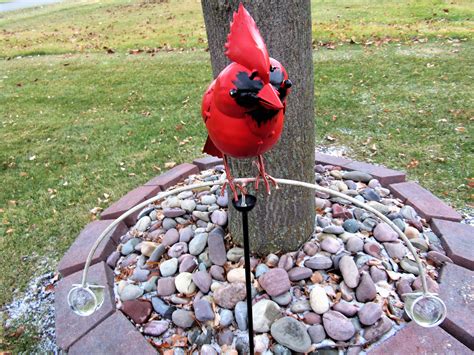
[0,0,473,352]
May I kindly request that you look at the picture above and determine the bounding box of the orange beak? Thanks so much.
[257,84,283,110]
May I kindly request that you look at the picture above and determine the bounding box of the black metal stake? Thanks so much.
[232,194,257,355]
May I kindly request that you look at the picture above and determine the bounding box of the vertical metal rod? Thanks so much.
[241,209,255,355]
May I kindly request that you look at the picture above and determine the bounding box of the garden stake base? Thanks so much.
[232,194,257,355]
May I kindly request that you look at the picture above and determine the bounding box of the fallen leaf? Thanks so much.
[165,162,176,169]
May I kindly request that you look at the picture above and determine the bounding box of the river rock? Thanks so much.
[288,267,312,281]
[400,258,420,275]
[308,324,326,344]
[214,282,246,309]
[119,283,143,301]
[168,242,188,258]
[373,222,398,242]
[162,228,179,246]
[278,254,294,271]
[271,291,292,306]
[210,265,225,281]
[235,301,248,330]
[228,268,252,283]
[175,272,196,295]
[321,237,342,253]
[303,242,319,256]
[383,242,407,259]
[211,210,227,226]
[194,299,214,322]
[149,244,166,262]
[192,270,212,294]
[356,272,377,302]
[342,171,372,182]
[151,297,174,319]
[270,317,311,353]
[305,254,333,270]
[172,309,195,329]
[208,227,227,266]
[346,236,364,253]
[343,219,360,233]
[332,300,359,317]
[310,285,330,314]
[180,199,196,213]
[219,309,234,327]
[363,315,392,342]
[322,311,355,341]
[189,233,208,255]
[227,247,244,262]
[121,300,152,324]
[143,320,168,336]
[157,277,176,296]
[258,268,291,296]
[179,255,198,273]
[358,302,383,325]
[160,258,178,277]
[135,216,151,232]
[339,255,360,288]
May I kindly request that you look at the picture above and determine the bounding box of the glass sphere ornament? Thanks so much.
[67,283,105,316]
[403,292,447,327]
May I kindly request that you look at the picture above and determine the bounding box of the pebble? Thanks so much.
[361,188,381,202]
[303,312,321,325]
[208,227,227,266]
[427,251,453,265]
[255,264,270,278]
[210,265,225,281]
[405,226,420,239]
[172,309,195,329]
[342,171,372,182]
[321,237,342,253]
[180,199,196,212]
[235,301,248,330]
[227,247,244,262]
[135,216,151,232]
[189,233,208,255]
[400,258,420,275]
[217,329,234,346]
[175,272,196,295]
[162,228,179,246]
[373,222,398,242]
[310,285,330,314]
[271,317,311,353]
[400,205,418,220]
[343,219,360,233]
[332,300,359,317]
[143,276,158,292]
[168,242,188,258]
[303,242,319,256]
[254,334,270,353]
[288,267,312,281]
[358,302,383,325]
[201,345,217,355]
[258,268,291,297]
[130,268,149,282]
[323,225,345,234]
[162,218,177,230]
[192,270,212,294]
[291,299,311,313]
[332,204,353,219]
[278,254,294,271]
[214,282,246,309]
[163,208,186,218]
[160,258,178,277]
[194,298,214,322]
[411,238,429,251]
[227,268,251,283]
[322,310,355,341]
[364,315,392,342]
[346,236,364,253]
[157,277,176,296]
[193,211,210,222]
[119,284,143,301]
[305,254,333,270]
[121,300,152,324]
[370,266,387,283]
[217,192,228,207]
[271,292,292,306]
[143,320,168,336]
[151,297,174,319]
[308,324,326,344]
[179,255,198,273]
[219,309,234,327]
[356,272,377,302]
[149,244,166,262]
[383,241,407,259]
[106,251,121,268]
[339,255,360,288]
[201,195,217,205]
[211,210,227,226]
[179,226,194,243]
[364,241,383,258]
[121,238,140,256]
[265,253,280,267]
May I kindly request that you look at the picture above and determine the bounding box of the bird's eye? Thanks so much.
[283,79,292,88]
[270,66,275,72]
[229,89,238,97]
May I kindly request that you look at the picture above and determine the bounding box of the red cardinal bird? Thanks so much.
[202,3,292,201]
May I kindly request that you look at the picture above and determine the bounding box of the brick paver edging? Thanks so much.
[55,153,473,353]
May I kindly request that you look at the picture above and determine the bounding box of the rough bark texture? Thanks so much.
[201,0,315,255]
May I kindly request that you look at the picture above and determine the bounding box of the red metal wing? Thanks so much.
[224,3,270,83]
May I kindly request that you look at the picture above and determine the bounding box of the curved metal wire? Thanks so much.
[79,176,428,294]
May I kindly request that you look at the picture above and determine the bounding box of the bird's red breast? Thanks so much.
[201,4,291,159]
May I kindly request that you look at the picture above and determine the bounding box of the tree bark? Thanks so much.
[201,0,315,255]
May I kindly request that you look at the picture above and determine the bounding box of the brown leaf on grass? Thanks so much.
[406,159,419,169]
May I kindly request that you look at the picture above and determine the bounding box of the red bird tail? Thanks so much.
[203,135,223,158]
[224,3,270,83]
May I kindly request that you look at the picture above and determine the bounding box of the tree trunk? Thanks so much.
[201,0,315,255]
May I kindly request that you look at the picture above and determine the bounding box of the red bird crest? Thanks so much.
[202,4,292,201]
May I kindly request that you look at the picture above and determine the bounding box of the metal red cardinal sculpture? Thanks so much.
[202,3,292,201]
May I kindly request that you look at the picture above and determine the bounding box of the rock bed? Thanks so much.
[107,164,449,354]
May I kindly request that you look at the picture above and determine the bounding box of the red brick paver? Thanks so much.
[438,263,474,349]
[68,312,156,355]
[193,155,223,170]
[55,262,115,350]
[101,185,161,226]
[315,152,353,167]
[145,163,199,190]
[58,220,128,277]
[368,322,471,354]
[430,219,474,270]
[389,181,462,222]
